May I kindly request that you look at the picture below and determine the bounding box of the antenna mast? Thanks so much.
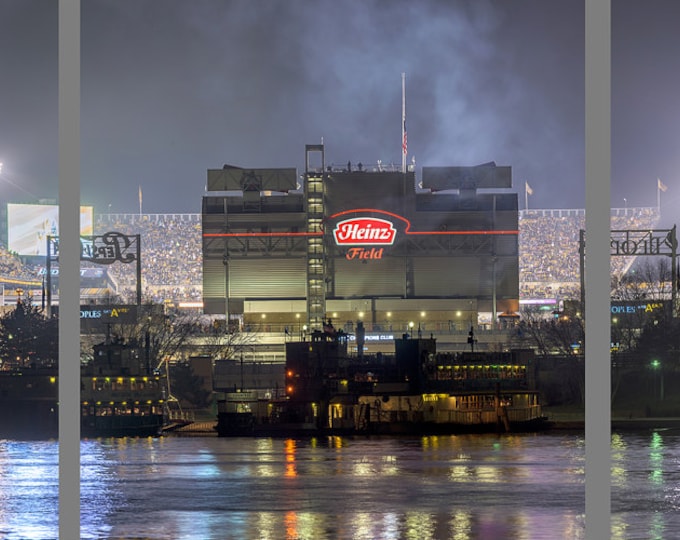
[401,73,407,173]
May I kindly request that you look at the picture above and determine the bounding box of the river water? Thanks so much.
[0,430,677,539]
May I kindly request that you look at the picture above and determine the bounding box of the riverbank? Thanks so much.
[167,408,680,435]
[544,407,680,431]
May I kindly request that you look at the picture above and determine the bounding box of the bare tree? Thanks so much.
[189,319,260,362]
[514,305,580,358]
[611,257,673,354]
[103,304,196,370]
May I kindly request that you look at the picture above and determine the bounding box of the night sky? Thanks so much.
[0,1,677,220]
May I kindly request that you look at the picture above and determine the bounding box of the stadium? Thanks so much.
[202,145,519,346]
[0,147,663,359]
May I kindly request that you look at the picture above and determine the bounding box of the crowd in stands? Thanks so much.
[0,207,662,304]
[0,249,40,284]
[96,214,202,304]
[518,207,659,299]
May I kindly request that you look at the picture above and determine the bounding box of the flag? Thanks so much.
[658,178,668,192]
[402,121,407,156]
[525,181,534,195]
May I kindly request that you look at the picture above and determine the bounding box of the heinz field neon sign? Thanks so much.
[204,208,517,262]
[330,208,517,261]
[333,217,396,245]
[333,217,395,260]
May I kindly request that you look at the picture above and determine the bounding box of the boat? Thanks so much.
[80,338,167,438]
[215,390,257,436]
[217,322,547,437]
[0,338,166,439]
[348,387,545,435]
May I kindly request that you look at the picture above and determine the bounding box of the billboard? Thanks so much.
[7,203,94,256]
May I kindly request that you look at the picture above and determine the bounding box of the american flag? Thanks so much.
[402,121,407,156]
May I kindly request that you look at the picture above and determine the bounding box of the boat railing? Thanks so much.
[437,404,542,425]
[82,388,163,401]
[505,405,543,422]
[167,409,195,423]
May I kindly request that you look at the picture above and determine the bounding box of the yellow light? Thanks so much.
[49,377,56,384]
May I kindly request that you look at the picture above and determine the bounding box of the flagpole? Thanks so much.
[401,72,406,174]
[138,185,142,215]
[524,182,529,210]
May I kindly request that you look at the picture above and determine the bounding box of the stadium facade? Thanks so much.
[202,144,519,340]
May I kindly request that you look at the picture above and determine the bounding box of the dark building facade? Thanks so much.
[202,144,518,338]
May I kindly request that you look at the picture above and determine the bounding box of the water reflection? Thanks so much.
[1,431,678,538]
[611,428,680,539]
[649,431,664,486]
[0,441,58,540]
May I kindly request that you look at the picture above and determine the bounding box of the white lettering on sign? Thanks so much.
[333,218,396,246]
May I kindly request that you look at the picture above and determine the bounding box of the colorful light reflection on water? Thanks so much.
[0,431,675,539]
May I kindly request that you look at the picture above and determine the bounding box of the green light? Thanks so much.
[651,359,661,369]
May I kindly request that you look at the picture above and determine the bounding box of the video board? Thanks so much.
[7,203,94,256]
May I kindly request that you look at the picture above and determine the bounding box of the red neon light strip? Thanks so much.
[407,230,518,235]
[203,232,322,238]
[203,208,518,237]
[328,208,518,235]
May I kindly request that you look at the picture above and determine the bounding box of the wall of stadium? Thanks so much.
[201,156,519,329]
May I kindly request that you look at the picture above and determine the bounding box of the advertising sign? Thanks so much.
[7,203,94,256]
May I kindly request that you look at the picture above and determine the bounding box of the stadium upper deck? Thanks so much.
[0,207,660,306]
